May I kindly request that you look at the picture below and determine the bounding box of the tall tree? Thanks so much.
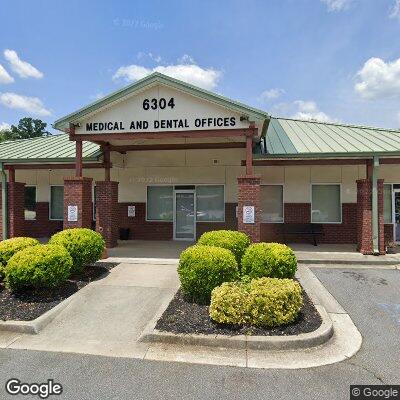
[9,117,49,140]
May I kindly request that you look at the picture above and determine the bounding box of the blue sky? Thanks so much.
[1,0,400,133]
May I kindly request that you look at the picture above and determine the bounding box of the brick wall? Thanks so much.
[8,182,25,238]
[63,177,93,229]
[95,181,119,247]
[260,203,358,244]
[24,202,63,238]
[237,175,261,242]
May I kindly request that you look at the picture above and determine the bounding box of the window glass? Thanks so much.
[196,185,224,222]
[311,185,341,223]
[260,185,283,223]
[24,186,37,220]
[384,184,393,224]
[50,186,64,220]
[147,186,173,221]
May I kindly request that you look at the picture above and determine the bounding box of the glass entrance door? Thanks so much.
[174,191,195,240]
[395,190,400,242]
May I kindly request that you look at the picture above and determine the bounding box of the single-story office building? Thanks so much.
[0,72,399,255]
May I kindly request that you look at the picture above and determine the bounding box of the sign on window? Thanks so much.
[128,205,136,217]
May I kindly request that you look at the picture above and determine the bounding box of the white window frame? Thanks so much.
[145,184,226,223]
[260,184,284,223]
[24,185,37,221]
[311,183,342,224]
[49,185,64,221]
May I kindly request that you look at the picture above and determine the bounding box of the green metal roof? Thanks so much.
[54,72,269,132]
[0,134,101,163]
[258,117,400,158]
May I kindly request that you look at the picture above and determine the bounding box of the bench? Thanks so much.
[277,223,324,246]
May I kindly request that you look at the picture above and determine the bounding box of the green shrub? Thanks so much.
[209,277,303,327]
[197,230,251,265]
[49,228,105,273]
[178,245,239,304]
[5,244,73,291]
[241,242,297,279]
[0,237,39,268]
[0,264,5,281]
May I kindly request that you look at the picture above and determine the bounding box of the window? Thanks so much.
[50,186,64,220]
[260,185,284,223]
[24,186,37,220]
[384,184,393,224]
[196,185,224,222]
[311,184,341,223]
[147,186,173,221]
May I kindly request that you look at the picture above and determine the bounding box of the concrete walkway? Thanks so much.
[2,262,179,358]
[0,261,362,369]
[107,240,400,266]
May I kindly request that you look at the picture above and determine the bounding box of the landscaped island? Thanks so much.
[156,230,322,336]
[0,228,116,321]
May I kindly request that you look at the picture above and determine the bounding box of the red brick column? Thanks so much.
[95,181,119,248]
[63,177,93,230]
[356,179,385,255]
[8,182,25,238]
[377,179,385,254]
[237,175,261,242]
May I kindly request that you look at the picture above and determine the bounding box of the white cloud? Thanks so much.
[389,0,400,19]
[259,88,285,102]
[355,57,400,99]
[137,52,162,63]
[291,100,337,122]
[0,92,50,116]
[0,64,14,84]
[4,49,43,79]
[113,59,222,90]
[177,54,196,64]
[321,0,352,12]
[0,122,11,131]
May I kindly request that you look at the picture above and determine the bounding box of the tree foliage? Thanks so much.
[0,117,49,142]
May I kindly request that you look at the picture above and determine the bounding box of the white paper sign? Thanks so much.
[68,205,78,222]
[128,205,136,217]
[243,206,255,224]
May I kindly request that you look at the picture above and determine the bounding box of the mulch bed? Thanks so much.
[0,261,119,321]
[156,287,322,336]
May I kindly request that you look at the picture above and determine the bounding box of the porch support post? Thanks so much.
[95,180,119,248]
[372,156,379,254]
[63,177,93,229]
[237,175,261,242]
[0,162,8,240]
[245,134,253,176]
[103,145,111,182]
[75,140,83,178]
[7,181,25,238]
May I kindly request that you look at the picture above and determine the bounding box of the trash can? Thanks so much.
[119,228,130,240]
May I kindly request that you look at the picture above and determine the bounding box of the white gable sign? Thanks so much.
[76,85,251,134]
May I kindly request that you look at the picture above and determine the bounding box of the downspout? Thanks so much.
[372,155,379,254]
[0,162,8,240]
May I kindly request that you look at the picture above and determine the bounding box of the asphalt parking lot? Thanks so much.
[0,267,399,400]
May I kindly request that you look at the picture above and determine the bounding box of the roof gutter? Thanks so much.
[0,162,8,240]
[372,156,379,254]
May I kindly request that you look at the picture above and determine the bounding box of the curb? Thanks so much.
[140,304,333,350]
[298,259,399,266]
[0,286,84,335]
[139,271,334,351]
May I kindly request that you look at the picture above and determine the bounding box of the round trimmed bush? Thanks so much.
[178,245,239,304]
[5,244,73,291]
[0,237,39,268]
[49,228,105,273]
[241,242,297,279]
[197,230,251,265]
[210,277,303,327]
